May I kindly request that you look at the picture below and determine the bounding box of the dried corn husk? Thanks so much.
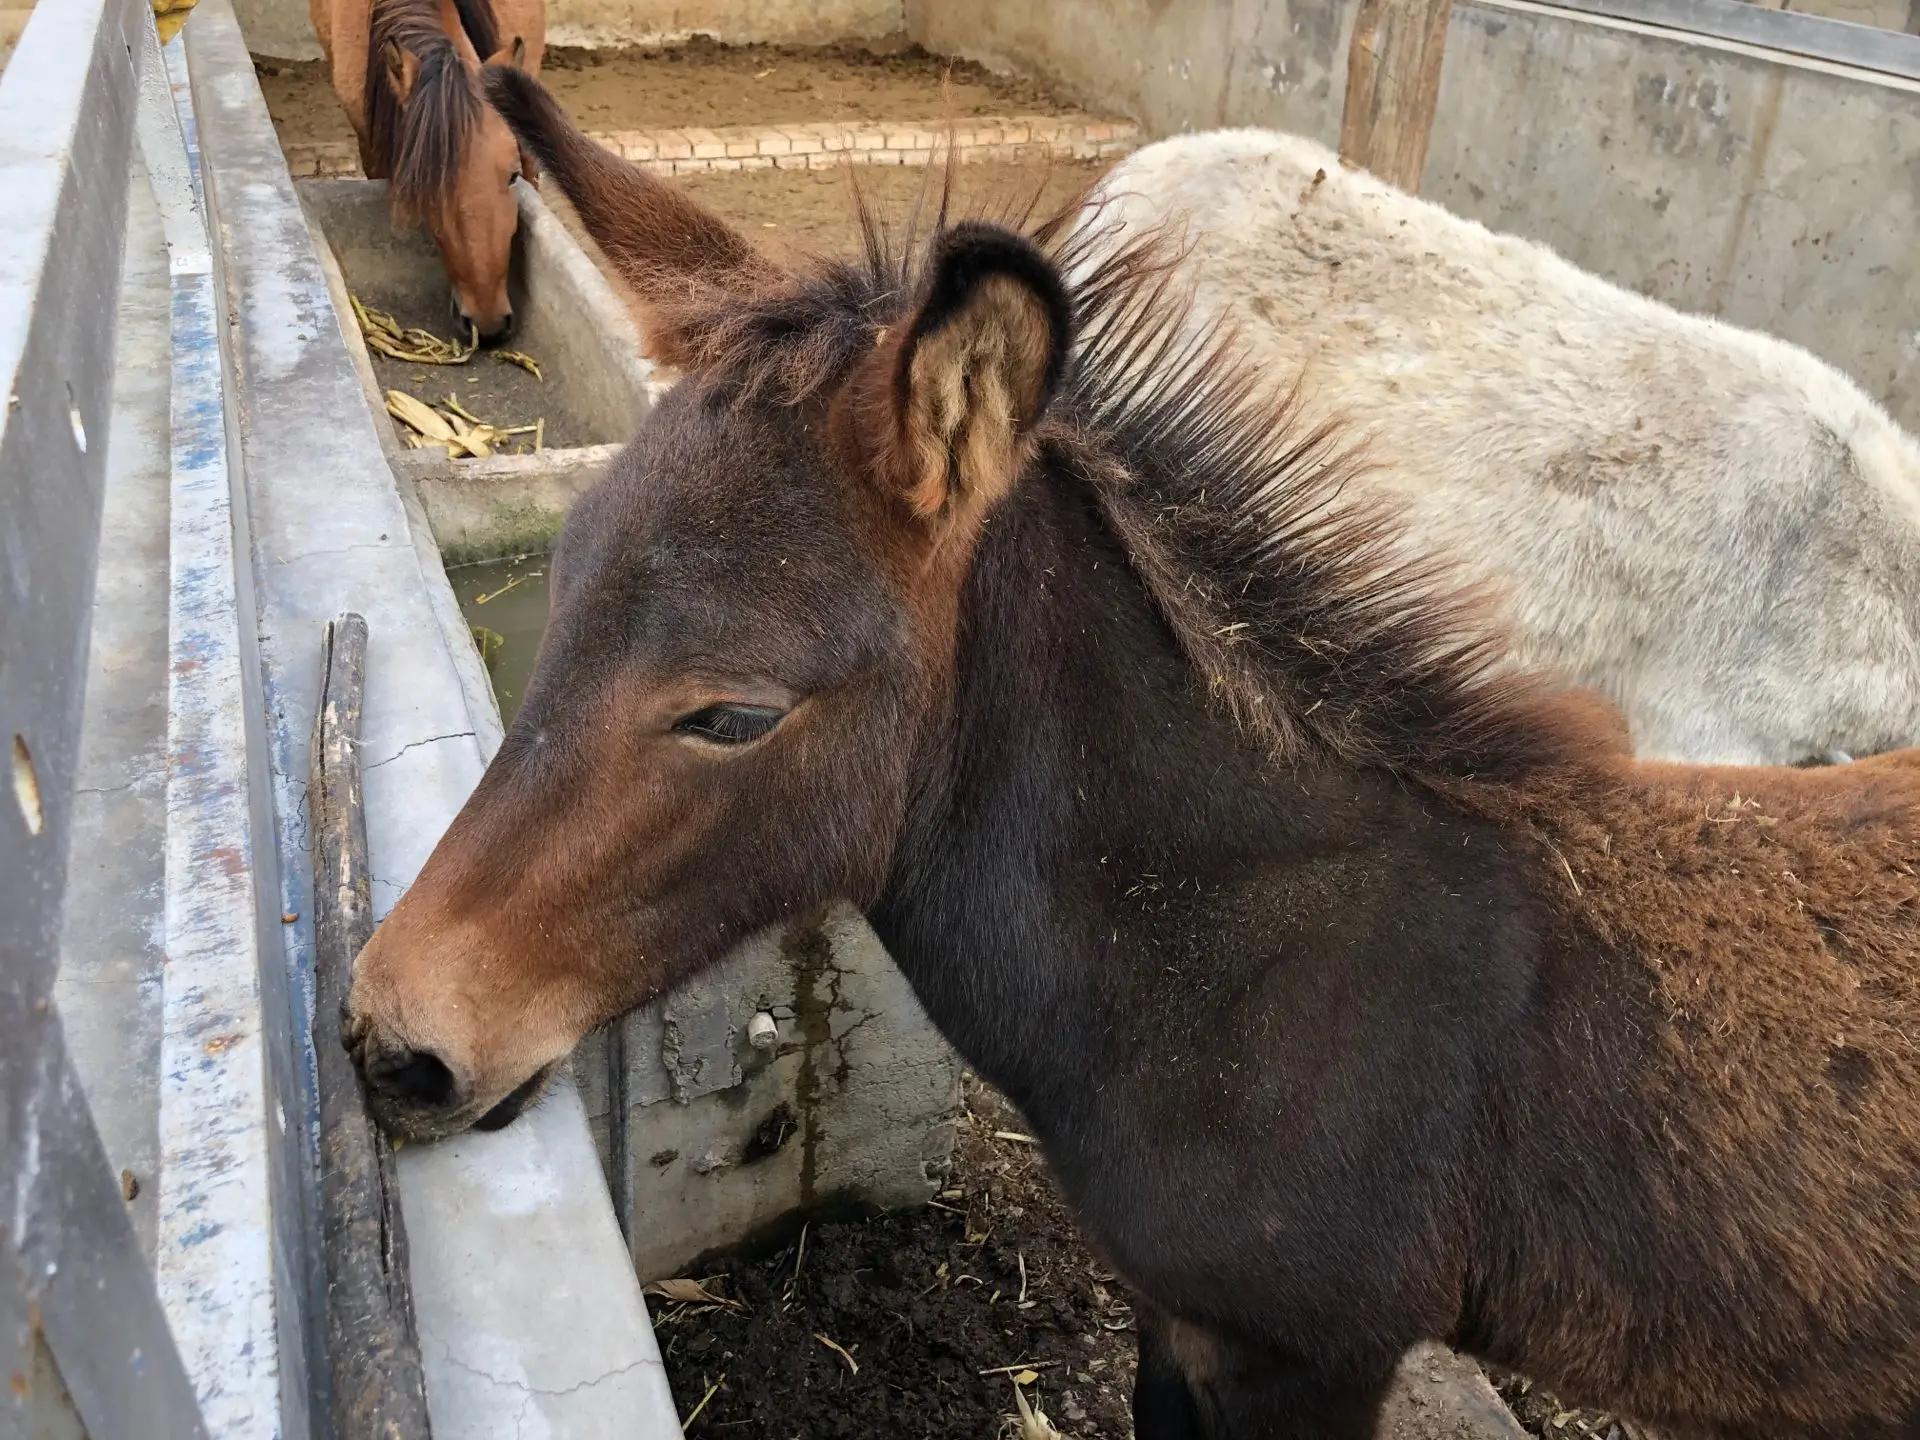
[385,389,455,441]
[492,349,543,380]
[384,384,548,461]
[353,295,478,365]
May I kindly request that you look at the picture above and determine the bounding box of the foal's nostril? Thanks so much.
[368,1047,459,1108]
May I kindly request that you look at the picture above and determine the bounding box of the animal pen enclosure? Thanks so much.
[4,0,1917,1435]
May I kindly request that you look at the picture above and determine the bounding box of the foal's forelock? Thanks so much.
[366,0,495,220]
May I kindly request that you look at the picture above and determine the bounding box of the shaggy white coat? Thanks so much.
[1077,129,1920,765]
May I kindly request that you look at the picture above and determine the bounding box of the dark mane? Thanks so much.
[656,179,1603,788]
[365,0,499,219]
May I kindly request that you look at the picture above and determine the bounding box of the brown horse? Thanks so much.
[345,70,1920,1440]
[310,0,544,338]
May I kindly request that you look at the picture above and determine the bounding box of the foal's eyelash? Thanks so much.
[675,704,784,745]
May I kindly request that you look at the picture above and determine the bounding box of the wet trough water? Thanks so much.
[452,555,551,727]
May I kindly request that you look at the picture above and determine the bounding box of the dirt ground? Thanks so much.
[674,160,1112,259]
[1492,1371,1655,1440]
[254,37,1081,152]
[648,1076,1140,1438]
[541,36,1080,130]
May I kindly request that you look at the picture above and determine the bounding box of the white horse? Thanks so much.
[1077,129,1920,765]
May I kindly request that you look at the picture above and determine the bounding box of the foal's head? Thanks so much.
[345,71,1074,1139]
[368,0,532,339]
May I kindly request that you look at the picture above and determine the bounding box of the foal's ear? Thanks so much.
[485,35,527,70]
[879,223,1072,525]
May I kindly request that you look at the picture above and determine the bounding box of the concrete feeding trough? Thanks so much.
[300,176,659,564]
[298,170,960,1286]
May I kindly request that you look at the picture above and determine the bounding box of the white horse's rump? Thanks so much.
[1078,130,1920,765]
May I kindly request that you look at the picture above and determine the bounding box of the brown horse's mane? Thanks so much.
[365,0,500,220]
[653,174,1607,788]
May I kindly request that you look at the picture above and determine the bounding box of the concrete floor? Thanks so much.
[53,146,172,1262]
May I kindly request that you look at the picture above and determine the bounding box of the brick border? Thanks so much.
[284,114,1140,180]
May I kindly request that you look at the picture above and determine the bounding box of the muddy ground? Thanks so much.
[255,36,1081,152]
[648,1077,1139,1438]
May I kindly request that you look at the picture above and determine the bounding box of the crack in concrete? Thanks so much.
[271,540,404,565]
[429,1334,664,1405]
[73,777,144,797]
[364,730,476,771]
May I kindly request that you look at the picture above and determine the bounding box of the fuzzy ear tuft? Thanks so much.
[886,223,1072,525]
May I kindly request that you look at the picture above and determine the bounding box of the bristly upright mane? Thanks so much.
[365,0,499,219]
[655,174,1605,788]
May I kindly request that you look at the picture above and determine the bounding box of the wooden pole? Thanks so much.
[1338,0,1455,193]
[311,613,434,1439]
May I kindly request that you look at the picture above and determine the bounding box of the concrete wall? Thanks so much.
[908,0,1920,434]
[577,907,960,1284]
[1772,0,1916,31]
[235,0,903,60]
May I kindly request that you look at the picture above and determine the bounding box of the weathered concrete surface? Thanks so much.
[397,1082,679,1438]
[235,0,904,59]
[1381,1347,1531,1440]
[578,906,960,1283]
[907,0,1359,151]
[300,178,653,453]
[911,0,1920,431]
[405,444,623,564]
[54,143,170,1263]
[1424,0,1920,430]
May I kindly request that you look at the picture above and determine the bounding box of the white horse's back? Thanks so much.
[1080,130,1920,765]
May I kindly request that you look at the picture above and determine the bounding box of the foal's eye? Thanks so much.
[674,704,784,746]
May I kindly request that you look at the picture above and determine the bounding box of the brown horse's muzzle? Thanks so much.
[343,898,586,1143]
[345,1005,554,1138]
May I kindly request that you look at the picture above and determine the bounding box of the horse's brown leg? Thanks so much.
[1135,1306,1207,1440]
[1203,1350,1392,1440]
[1135,1307,1394,1440]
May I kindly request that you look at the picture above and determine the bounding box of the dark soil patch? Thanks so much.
[1489,1370,1663,1440]
[252,37,1087,153]
[648,1077,1138,1437]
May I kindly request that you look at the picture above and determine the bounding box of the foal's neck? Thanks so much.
[871,470,1408,1122]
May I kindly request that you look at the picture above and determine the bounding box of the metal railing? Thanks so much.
[1503,0,1920,79]
[1,0,291,1432]
[0,0,210,1433]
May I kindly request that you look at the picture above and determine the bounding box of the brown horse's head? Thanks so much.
[344,69,1074,1141]
[369,0,534,339]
